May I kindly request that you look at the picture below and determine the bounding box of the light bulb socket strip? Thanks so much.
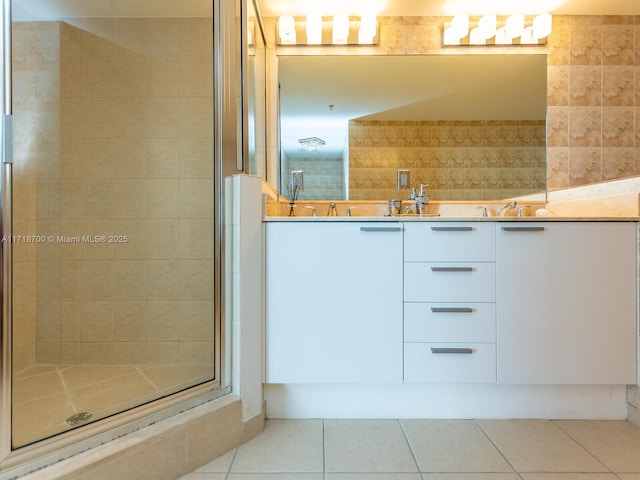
[443,13,552,46]
[277,15,378,46]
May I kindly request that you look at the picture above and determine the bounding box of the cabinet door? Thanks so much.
[265,222,404,383]
[496,222,637,384]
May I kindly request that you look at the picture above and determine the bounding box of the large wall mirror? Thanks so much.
[279,54,547,202]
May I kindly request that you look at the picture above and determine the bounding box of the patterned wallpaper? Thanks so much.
[349,120,546,201]
[283,155,345,200]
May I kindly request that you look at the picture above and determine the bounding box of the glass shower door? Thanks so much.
[9,0,217,448]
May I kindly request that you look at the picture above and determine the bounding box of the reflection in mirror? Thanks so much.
[279,54,547,201]
[245,0,267,179]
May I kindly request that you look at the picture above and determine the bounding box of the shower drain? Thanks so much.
[65,411,94,426]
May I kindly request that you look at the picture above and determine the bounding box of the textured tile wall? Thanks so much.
[14,18,214,368]
[349,120,546,201]
[11,22,45,372]
[284,156,345,200]
[546,15,640,191]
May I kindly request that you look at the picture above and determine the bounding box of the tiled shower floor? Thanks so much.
[12,364,212,447]
[181,418,640,479]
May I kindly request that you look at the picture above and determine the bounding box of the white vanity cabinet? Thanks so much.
[265,222,404,383]
[496,222,637,385]
[403,223,497,383]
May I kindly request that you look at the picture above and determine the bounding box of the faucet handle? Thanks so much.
[475,206,488,217]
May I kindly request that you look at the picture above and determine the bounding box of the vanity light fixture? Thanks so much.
[443,13,552,46]
[277,15,378,45]
[298,136,326,151]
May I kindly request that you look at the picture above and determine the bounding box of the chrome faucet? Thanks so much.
[415,184,429,215]
[498,201,517,217]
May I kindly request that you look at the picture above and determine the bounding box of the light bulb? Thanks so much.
[494,26,511,44]
[520,26,538,44]
[469,27,486,45]
[332,14,349,44]
[358,14,377,44]
[278,15,296,44]
[478,14,497,40]
[450,14,469,39]
[533,13,552,39]
[506,14,525,39]
[306,15,322,44]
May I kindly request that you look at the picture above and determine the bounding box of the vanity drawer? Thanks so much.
[404,263,496,302]
[404,223,495,262]
[404,343,496,383]
[404,303,496,343]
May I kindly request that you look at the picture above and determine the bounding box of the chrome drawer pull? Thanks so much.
[430,307,473,313]
[360,226,403,232]
[431,226,473,231]
[431,347,474,354]
[430,267,473,272]
[501,226,545,232]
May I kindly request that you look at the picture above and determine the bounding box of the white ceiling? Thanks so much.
[15,0,640,22]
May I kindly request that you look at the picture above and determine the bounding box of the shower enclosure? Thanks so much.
[0,0,241,459]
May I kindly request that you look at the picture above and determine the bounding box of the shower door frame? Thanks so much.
[0,0,238,466]
[0,0,13,461]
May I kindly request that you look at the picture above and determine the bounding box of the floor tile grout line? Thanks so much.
[473,418,522,476]
[551,419,616,474]
[223,445,239,479]
[135,364,162,392]
[322,418,326,480]
[398,418,425,474]
[55,365,78,416]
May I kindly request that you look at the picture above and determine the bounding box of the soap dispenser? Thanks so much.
[327,202,338,216]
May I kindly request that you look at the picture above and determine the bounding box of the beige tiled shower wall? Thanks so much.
[13,18,214,368]
[11,22,44,372]
[349,120,546,201]
[272,15,640,195]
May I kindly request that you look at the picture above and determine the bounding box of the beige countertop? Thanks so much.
[264,215,639,222]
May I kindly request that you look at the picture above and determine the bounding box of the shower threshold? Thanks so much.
[11,364,212,447]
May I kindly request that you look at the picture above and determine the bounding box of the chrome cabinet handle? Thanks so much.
[430,307,473,313]
[430,266,473,272]
[431,226,473,231]
[501,226,545,232]
[431,347,474,354]
[360,226,403,232]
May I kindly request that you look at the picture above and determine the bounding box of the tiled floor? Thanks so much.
[180,418,640,480]
[12,364,212,448]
